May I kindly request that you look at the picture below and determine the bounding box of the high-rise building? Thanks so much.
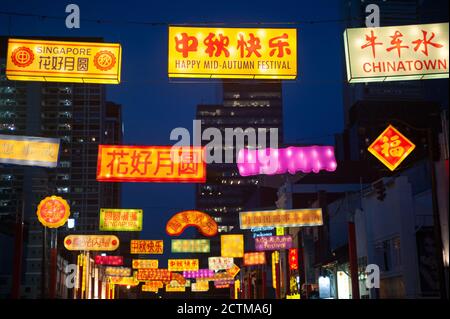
[0,36,123,298]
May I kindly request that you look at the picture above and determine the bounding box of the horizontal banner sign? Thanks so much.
[344,22,449,82]
[99,208,143,231]
[109,276,139,286]
[255,235,293,251]
[130,240,163,254]
[208,257,234,271]
[105,267,132,277]
[191,281,209,292]
[95,255,123,266]
[0,134,60,168]
[64,235,119,251]
[168,26,297,79]
[171,239,210,253]
[240,208,323,229]
[97,145,206,183]
[137,269,171,281]
[168,259,199,272]
[132,259,159,269]
[6,38,121,84]
[243,252,266,266]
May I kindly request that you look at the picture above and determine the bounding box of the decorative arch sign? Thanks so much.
[166,210,218,237]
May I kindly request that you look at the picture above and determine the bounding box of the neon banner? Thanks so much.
[137,269,171,281]
[6,38,121,84]
[240,208,323,229]
[130,240,163,254]
[36,196,70,228]
[289,248,299,271]
[97,145,206,183]
[221,234,244,258]
[0,135,60,168]
[64,235,119,251]
[166,210,217,237]
[208,257,234,271]
[168,259,199,272]
[171,239,210,253]
[237,146,337,176]
[95,256,123,266]
[255,235,293,251]
[168,26,297,79]
[243,252,266,266]
[105,267,132,277]
[132,259,159,269]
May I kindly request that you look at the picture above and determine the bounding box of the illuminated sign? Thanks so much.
[221,234,244,258]
[240,208,323,229]
[171,239,210,253]
[99,208,143,231]
[251,227,274,239]
[64,235,119,251]
[368,125,416,171]
[289,248,298,271]
[215,283,230,289]
[255,235,293,251]
[109,276,139,286]
[137,269,171,281]
[97,145,206,183]
[237,146,337,176]
[344,23,449,83]
[130,240,163,254]
[286,294,300,299]
[168,259,199,272]
[243,252,266,266]
[142,281,164,292]
[36,196,70,228]
[105,267,132,277]
[191,281,209,292]
[183,269,214,279]
[208,257,234,271]
[0,135,60,168]
[276,227,285,236]
[132,259,158,269]
[142,285,159,293]
[171,272,187,286]
[95,256,123,266]
[166,210,217,237]
[226,264,240,278]
[272,251,279,288]
[165,285,185,292]
[6,38,121,84]
[168,26,297,79]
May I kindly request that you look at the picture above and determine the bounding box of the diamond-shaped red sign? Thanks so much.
[368,125,416,171]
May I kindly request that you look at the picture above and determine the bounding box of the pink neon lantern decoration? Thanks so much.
[237,146,337,176]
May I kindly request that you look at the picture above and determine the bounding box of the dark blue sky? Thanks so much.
[1,0,345,255]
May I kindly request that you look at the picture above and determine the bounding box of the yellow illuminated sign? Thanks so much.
[130,240,163,254]
[36,196,70,228]
[168,259,199,272]
[276,227,285,236]
[191,280,209,292]
[6,38,121,84]
[64,235,119,251]
[0,135,60,168]
[168,26,297,79]
[171,239,210,253]
[344,23,449,83]
[166,285,185,292]
[240,208,323,229]
[132,259,158,269]
[99,209,143,231]
[221,234,244,258]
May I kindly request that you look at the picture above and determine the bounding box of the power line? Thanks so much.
[0,10,364,27]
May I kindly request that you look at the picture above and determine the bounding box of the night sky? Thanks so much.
[0,0,344,256]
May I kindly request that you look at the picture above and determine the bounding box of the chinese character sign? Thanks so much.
[208,257,234,271]
[64,235,119,251]
[166,210,217,237]
[289,248,299,270]
[344,23,449,83]
[105,267,132,277]
[109,276,139,286]
[221,234,244,258]
[137,269,171,281]
[130,240,163,254]
[36,196,70,228]
[168,26,297,79]
[6,38,121,84]
[255,235,293,251]
[168,259,199,272]
[132,259,159,269]
[240,208,323,229]
[191,281,209,292]
[243,252,266,266]
[99,208,143,231]
[183,269,214,279]
[171,239,210,253]
[97,145,206,183]
[95,256,124,266]
[0,135,60,168]
[368,125,416,171]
